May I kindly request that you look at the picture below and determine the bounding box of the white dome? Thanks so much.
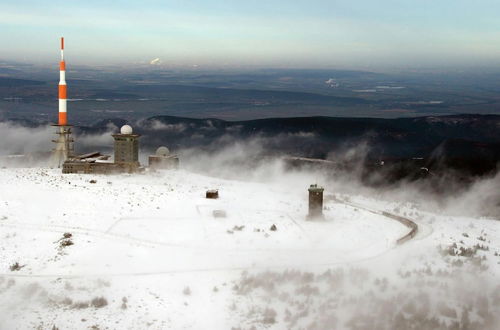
[156,146,170,157]
[120,125,133,134]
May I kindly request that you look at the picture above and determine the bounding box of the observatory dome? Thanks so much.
[120,125,133,135]
[156,146,170,157]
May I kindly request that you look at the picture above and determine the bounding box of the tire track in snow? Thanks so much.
[330,196,420,245]
[0,199,418,279]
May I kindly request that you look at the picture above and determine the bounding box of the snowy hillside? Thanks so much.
[0,167,499,329]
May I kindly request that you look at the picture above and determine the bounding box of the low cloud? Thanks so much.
[179,136,499,219]
[0,122,117,165]
[0,122,52,156]
[149,58,161,65]
[138,119,187,133]
[0,121,497,218]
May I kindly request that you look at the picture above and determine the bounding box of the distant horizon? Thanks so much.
[3,58,500,75]
[1,1,500,70]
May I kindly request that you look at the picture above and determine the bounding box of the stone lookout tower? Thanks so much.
[112,125,140,172]
[307,184,324,219]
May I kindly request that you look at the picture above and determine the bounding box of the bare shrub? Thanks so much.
[9,262,25,271]
[91,297,108,308]
[61,297,73,306]
[71,301,89,309]
[60,239,73,248]
[121,297,128,309]
[438,303,457,318]
[474,243,489,251]
[295,285,320,296]
[261,308,277,324]
[183,286,191,295]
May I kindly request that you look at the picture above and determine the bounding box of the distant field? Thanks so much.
[1,66,499,123]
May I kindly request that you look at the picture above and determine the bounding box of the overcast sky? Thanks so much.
[1,0,499,69]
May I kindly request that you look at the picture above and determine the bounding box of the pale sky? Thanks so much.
[1,0,500,69]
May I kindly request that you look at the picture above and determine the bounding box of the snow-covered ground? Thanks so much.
[0,167,499,329]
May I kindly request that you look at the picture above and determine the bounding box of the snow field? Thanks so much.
[0,167,498,329]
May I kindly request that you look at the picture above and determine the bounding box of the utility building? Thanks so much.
[307,184,324,220]
[148,146,179,170]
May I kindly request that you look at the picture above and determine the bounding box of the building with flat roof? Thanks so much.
[148,146,179,170]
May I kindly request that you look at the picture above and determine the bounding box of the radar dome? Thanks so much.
[156,146,170,157]
[120,125,133,134]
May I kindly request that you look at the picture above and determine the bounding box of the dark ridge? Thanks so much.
[120,84,367,104]
[0,77,45,87]
[136,114,500,179]
[0,68,21,74]
[90,118,130,129]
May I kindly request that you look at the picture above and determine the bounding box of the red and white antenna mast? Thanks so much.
[51,36,73,167]
[58,37,67,125]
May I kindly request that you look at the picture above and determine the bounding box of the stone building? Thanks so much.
[62,125,142,174]
[307,184,324,219]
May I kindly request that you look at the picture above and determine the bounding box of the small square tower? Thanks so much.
[307,184,324,220]
[112,125,141,172]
